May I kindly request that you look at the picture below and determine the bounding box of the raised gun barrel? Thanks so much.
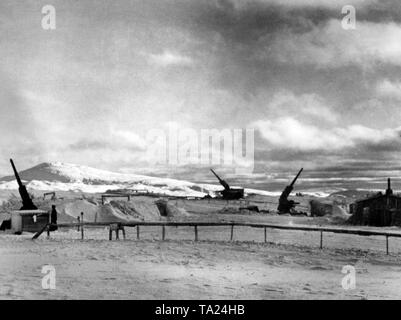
[277,168,303,214]
[289,168,303,188]
[10,159,37,210]
[210,169,230,190]
[10,159,23,187]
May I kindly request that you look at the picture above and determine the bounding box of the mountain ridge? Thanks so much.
[0,162,230,197]
[0,162,333,198]
[1,162,71,183]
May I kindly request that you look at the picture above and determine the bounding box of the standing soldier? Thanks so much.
[50,205,58,231]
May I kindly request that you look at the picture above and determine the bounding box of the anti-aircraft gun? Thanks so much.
[277,168,303,214]
[210,169,244,200]
[0,159,51,234]
[10,159,38,210]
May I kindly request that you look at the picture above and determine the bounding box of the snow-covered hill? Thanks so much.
[0,162,278,198]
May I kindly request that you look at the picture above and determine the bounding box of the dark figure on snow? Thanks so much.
[49,205,58,231]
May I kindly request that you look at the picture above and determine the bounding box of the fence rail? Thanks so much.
[33,219,401,254]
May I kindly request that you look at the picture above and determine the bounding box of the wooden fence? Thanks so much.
[33,218,401,255]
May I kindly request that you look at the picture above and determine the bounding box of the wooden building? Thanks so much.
[349,178,401,227]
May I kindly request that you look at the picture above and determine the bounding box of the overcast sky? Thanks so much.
[1,0,401,183]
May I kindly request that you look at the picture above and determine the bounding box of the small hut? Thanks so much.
[11,210,49,234]
[349,178,401,226]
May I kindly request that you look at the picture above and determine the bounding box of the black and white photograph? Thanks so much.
[1,0,401,305]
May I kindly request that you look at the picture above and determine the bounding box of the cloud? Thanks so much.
[253,117,400,151]
[265,19,401,68]
[147,50,194,67]
[69,130,147,152]
[0,0,400,180]
[111,129,148,150]
[263,90,338,123]
[225,0,376,10]
[376,79,401,99]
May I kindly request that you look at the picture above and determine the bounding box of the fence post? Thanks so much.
[230,224,234,241]
[137,225,140,240]
[386,236,389,255]
[122,226,126,240]
[162,226,166,241]
[264,227,267,243]
[194,225,198,241]
[320,231,323,249]
[80,212,84,240]
[77,216,80,232]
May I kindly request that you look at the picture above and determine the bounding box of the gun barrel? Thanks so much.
[289,168,303,187]
[9,159,37,210]
[210,169,230,190]
[10,159,23,187]
[210,169,221,181]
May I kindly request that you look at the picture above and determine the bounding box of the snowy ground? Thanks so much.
[1,186,400,300]
[1,225,401,300]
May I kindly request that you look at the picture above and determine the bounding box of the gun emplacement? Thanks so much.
[277,168,303,214]
[210,169,244,200]
[10,159,37,210]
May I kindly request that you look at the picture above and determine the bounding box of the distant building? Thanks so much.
[349,178,401,226]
